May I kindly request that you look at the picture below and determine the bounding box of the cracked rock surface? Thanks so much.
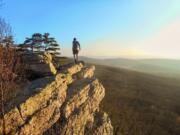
[0,62,113,135]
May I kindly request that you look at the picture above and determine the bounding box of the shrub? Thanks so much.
[0,45,25,134]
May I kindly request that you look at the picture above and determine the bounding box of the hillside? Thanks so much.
[81,57,180,78]
[93,64,180,135]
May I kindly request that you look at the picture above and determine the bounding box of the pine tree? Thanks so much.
[23,33,44,52]
[43,32,50,50]
[22,33,61,56]
[32,33,44,51]
[46,37,61,56]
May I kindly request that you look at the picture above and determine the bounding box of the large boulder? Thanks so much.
[23,52,57,76]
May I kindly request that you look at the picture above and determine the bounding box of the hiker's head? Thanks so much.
[73,38,76,41]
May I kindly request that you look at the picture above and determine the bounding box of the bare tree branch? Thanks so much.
[0,18,12,42]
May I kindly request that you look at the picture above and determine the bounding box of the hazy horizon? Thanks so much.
[0,0,180,59]
[76,55,180,60]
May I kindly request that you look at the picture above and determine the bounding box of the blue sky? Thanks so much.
[0,0,180,58]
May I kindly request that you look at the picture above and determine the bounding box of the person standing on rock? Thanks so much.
[72,38,81,63]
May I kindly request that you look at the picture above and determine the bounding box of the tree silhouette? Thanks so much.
[45,37,61,56]
[23,33,60,55]
[23,33,44,52]
[32,33,43,51]
[43,32,50,50]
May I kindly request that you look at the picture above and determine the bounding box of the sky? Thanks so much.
[0,0,180,58]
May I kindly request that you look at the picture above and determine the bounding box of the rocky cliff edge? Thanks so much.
[0,61,113,135]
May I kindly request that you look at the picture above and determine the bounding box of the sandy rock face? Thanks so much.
[85,112,113,135]
[58,79,106,135]
[0,62,113,135]
[23,52,57,76]
[0,73,69,135]
[75,65,95,79]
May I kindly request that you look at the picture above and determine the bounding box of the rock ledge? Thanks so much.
[0,62,113,135]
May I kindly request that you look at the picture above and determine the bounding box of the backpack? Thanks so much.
[73,41,80,50]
